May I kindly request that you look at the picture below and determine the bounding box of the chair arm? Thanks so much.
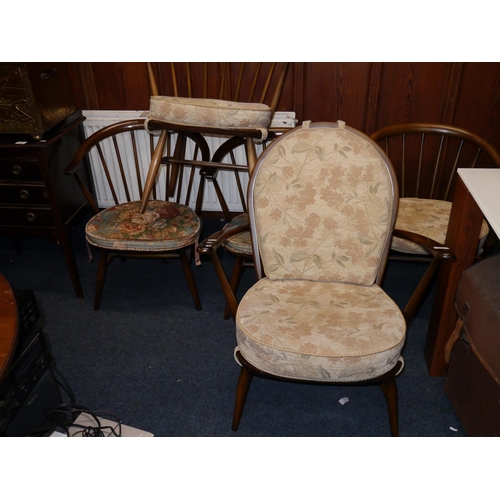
[392,229,456,262]
[392,229,456,325]
[197,221,250,255]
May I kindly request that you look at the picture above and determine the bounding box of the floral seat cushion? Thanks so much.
[146,95,272,132]
[393,197,489,255]
[236,278,406,382]
[222,213,252,255]
[86,200,201,252]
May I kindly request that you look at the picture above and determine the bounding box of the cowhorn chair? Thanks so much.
[65,119,202,311]
[370,123,500,318]
[200,121,454,435]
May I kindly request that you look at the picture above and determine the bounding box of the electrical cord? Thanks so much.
[27,364,124,437]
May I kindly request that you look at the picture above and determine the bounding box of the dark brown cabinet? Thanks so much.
[0,111,90,298]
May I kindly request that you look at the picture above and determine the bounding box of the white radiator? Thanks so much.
[82,110,255,212]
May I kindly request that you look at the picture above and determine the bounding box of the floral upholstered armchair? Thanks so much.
[199,120,451,435]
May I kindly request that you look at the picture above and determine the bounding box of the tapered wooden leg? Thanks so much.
[179,248,202,310]
[232,365,254,431]
[223,256,244,320]
[380,377,399,437]
[94,249,109,310]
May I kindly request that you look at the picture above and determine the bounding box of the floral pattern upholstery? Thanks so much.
[222,213,252,256]
[86,200,201,252]
[237,279,405,381]
[236,122,406,383]
[146,96,272,132]
[392,197,489,255]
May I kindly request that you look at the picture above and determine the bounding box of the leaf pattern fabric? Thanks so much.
[236,123,406,382]
[253,125,394,285]
[146,96,272,131]
[392,197,489,255]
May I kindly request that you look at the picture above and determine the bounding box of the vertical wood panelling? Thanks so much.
[364,62,383,134]
[452,62,500,147]
[375,62,452,128]
[68,62,500,154]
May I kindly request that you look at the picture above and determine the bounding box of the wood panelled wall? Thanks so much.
[66,62,500,150]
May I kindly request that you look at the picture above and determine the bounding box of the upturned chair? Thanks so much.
[143,62,291,222]
[200,121,454,435]
[65,119,202,311]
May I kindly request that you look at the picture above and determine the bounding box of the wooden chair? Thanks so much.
[200,121,454,435]
[143,62,291,221]
[65,119,202,311]
[371,123,500,316]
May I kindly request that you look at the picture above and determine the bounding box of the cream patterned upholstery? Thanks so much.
[392,197,489,255]
[237,280,405,382]
[147,96,272,133]
[235,121,406,384]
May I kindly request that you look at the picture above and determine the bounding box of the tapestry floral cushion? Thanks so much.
[86,200,201,252]
[222,213,252,256]
[392,197,489,255]
[146,96,272,131]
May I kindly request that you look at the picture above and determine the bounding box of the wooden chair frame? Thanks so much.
[65,118,202,311]
[199,122,456,435]
[141,62,291,221]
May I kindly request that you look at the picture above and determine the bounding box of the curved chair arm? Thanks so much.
[392,229,456,325]
[198,221,251,321]
[392,229,456,262]
[64,119,148,215]
[65,119,146,176]
[198,221,251,255]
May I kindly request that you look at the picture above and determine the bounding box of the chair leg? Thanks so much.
[94,249,109,311]
[232,364,254,431]
[179,248,202,310]
[380,376,399,437]
[224,256,244,320]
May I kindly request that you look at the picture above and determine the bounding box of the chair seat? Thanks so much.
[147,95,272,131]
[236,278,406,382]
[222,213,252,255]
[86,200,201,252]
[392,198,489,255]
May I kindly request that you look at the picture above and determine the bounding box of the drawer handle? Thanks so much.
[20,189,30,199]
[26,212,36,222]
[12,165,23,176]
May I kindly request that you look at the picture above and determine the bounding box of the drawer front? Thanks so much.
[0,206,54,228]
[0,158,43,182]
[0,183,49,205]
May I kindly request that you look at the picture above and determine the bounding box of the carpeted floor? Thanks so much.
[0,216,466,437]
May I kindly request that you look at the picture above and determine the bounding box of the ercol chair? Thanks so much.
[143,62,290,222]
[200,121,454,436]
[371,123,500,258]
[371,123,500,317]
[65,119,202,311]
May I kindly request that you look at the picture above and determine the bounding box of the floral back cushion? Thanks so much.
[252,121,396,285]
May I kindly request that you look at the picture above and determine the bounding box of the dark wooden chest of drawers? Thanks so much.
[0,110,90,298]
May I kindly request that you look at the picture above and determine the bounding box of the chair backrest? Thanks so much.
[371,123,500,201]
[66,119,191,212]
[248,121,398,286]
